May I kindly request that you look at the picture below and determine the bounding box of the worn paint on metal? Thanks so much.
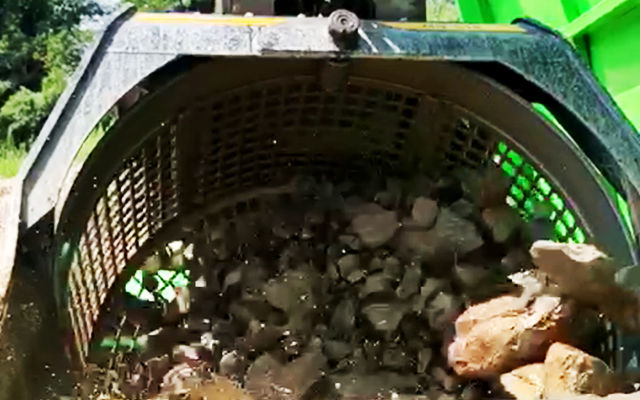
[381,21,524,33]
[134,12,287,26]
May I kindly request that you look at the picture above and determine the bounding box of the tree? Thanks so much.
[0,0,98,146]
[128,0,213,12]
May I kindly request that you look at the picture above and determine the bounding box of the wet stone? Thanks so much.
[449,199,475,219]
[482,206,522,243]
[323,340,352,361]
[360,273,394,299]
[417,348,433,374]
[382,346,412,370]
[362,302,408,333]
[396,263,423,299]
[331,298,357,338]
[432,208,483,255]
[454,263,489,290]
[338,254,361,280]
[352,208,399,248]
[412,197,439,228]
[426,292,460,330]
[339,235,361,251]
[95,172,554,400]
[383,256,403,281]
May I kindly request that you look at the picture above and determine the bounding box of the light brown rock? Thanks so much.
[544,343,615,398]
[529,241,616,305]
[550,392,640,400]
[447,295,571,378]
[500,363,545,400]
[530,241,640,332]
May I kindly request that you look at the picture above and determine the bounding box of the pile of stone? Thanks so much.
[86,169,640,400]
[449,240,640,400]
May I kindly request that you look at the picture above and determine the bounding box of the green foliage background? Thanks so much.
[0,0,101,176]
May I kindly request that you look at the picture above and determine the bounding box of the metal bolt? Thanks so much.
[328,9,360,50]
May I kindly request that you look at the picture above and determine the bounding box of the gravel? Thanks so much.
[87,168,590,400]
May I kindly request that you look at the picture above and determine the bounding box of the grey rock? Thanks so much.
[335,348,368,373]
[345,199,381,218]
[219,350,244,378]
[246,349,327,400]
[616,264,640,290]
[222,267,243,292]
[412,293,428,314]
[398,229,439,259]
[456,167,510,208]
[327,261,340,281]
[362,302,408,333]
[397,263,423,299]
[339,234,361,251]
[360,273,394,298]
[375,190,400,209]
[369,257,384,272]
[417,348,433,373]
[264,270,315,314]
[282,334,305,356]
[185,316,211,332]
[243,320,284,354]
[401,216,425,229]
[501,248,529,272]
[323,340,352,361]
[450,199,475,218]
[346,269,366,283]
[331,372,420,396]
[431,366,460,392]
[352,208,399,248]
[338,254,360,277]
[331,298,357,337]
[382,346,412,370]
[482,206,522,243]
[300,226,314,240]
[426,292,460,330]
[147,354,171,388]
[460,384,483,400]
[454,263,489,289]
[433,208,484,254]
[362,339,383,363]
[383,256,403,281]
[420,278,448,299]
[272,222,298,239]
[229,299,273,326]
[412,197,439,228]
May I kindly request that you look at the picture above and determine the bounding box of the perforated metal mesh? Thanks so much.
[61,75,604,365]
[67,126,179,357]
[494,142,586,243]
[198,77,421,204]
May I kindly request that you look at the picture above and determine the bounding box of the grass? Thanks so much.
[0,141,27,178]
